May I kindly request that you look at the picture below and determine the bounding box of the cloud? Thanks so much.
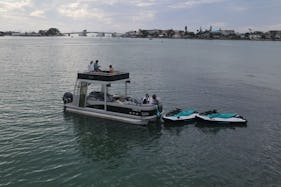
[169,0,225,9]
[135,2,155,7]
[266,23,281,31]
[0,0,32,11]
[245,23,281,32]
[58,2,105,19]
[131,11,156,22]
[133,0,156,7]
[231,6,248,12]
[30,10,46,18]
[0,0,34,25]
[0,0,281,33]
[211,22,228,29]
[78,0,120,6]
[57,1,113,25]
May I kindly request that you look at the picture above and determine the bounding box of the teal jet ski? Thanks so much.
[163,108,198,122]
[196,110,247,123]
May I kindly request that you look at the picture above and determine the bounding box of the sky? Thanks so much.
[0,0,281,33]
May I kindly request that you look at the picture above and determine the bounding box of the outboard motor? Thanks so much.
[63,92,73,104]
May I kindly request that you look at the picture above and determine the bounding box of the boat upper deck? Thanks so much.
[77,71,130,82]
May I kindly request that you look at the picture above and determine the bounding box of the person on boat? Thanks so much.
[109,64,115,73]
[88,61,94,72]
[94,60,101,72]
[142,93,150,104]
[151,94,159,105]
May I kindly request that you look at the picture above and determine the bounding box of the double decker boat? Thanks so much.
[62,71,163,125]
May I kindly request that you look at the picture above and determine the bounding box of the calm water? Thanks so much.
[1,37,281,186]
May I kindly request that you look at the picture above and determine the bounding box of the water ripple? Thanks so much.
[1,38,281,186]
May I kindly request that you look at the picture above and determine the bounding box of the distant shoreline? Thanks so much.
[122,29,281,41]
[1,35,281,42]
[1,27,281,41]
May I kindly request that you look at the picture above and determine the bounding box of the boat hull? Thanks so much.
[162,113,198,122]
[64,104,158,125]
[196,114,247,123]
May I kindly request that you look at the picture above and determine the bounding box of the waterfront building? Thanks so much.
[96,32,105,37]
[11,32,40,36]
[69,33,79,37]
[124,30,139,38]
[79,30,87,36]
[219,29,235,36]
[173,30,184,38]
[249,31,263,40]
[269,30,281,39]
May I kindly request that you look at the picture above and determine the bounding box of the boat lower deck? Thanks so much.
[65,104,157,125]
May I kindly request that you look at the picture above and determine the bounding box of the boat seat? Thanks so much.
[207,113,237,119]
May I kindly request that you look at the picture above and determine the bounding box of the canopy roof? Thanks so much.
[78,71,130,82]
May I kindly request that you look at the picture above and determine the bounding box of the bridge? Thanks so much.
[63,30,123,37]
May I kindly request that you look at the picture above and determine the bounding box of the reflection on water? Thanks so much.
[64,109,250,162]
[1,38,281,186]
[163,120,197,127]
[195,121,247,134]
[63,113,162,162]
[195,125,246,134]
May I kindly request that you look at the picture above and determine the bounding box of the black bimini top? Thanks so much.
[78,71,130,81]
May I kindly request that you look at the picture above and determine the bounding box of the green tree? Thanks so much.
[139,30,149,38]
[167,29,175,38]
[46,28,61,36]
[38,30,47,36]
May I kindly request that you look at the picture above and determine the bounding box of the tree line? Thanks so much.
[0,28,62,36]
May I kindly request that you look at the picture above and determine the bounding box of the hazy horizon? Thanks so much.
[1,0,281,33]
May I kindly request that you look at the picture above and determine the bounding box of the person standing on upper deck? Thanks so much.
[142,93,150,104]
[88,61,94,72]
[151,94,159,105]
[109,65,115,73]
[94,60,101,72]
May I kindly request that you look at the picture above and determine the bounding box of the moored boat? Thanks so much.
[196,110,247,124]
[63,71,163,125]
[162,108,198,122]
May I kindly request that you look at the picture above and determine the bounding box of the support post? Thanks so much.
[104,84,107,111]
[125,80,130,97]
[125,82,128,97]
[79,82,88,107]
